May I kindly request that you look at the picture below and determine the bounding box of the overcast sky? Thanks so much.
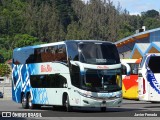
[82,0,160,15]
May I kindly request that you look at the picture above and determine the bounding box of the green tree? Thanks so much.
[0,0,26,36]
[143,18,160,30]
[118,22,134,39]
[0,64,11,77]
[13,34,41,48]
[0,54,4,63]
[128,15,142,32]
[141,9,159,18]
[0,49,11,62]
[55,0,78,32]
[66,21,90,40]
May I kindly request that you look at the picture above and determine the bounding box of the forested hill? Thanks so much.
[0,0,160,61]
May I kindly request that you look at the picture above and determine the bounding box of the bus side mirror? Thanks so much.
[121,63,130,76]
[126,71,130,76]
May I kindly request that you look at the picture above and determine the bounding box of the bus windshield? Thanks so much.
[78,43,120,65]
[148,56,160,73]
[82,68,121,92]
[122,63,139,75]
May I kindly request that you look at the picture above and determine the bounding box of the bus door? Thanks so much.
[53,73,68,105]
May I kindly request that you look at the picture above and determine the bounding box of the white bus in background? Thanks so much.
[12,40,122,112]
[138,53,160,102]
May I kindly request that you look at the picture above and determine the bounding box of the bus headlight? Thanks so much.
[80,92,92,98]
[116,93,122,98]
[75,90,92,98]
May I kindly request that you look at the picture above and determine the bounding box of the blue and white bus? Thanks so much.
[12,40,122,112]
[138,53,160,102]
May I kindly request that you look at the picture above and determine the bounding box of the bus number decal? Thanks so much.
[75,98,79,104]
[97,66,108,69]
[41,64,52,72]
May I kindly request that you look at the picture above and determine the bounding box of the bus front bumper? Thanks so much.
[81,97,122,108]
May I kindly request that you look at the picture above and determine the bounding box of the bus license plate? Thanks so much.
[101,103,106,107]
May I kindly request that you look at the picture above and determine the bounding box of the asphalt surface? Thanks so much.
[0,99,160,120]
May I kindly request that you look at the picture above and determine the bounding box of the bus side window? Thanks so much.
[55,45,67,62]
[30,74,67,88]
[130,63,138,75]
[133,64,138,74]
[66,42,79,61]
[34,48,42,63]
[70,65,81,88]
[58,75,67,88]
[41,47,54,62]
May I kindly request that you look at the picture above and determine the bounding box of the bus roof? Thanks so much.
[13,40,114,51]
[13,41,65,51]
[121,59,141,63]
[145,53,160,56]
[65,40,113,43]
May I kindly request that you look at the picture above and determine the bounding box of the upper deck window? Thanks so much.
[78,43,120,65]
[13,44,67,64]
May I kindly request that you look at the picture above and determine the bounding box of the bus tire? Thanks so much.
[27,94,41,109]
[22,94,28,109]
[100,107,106,112]
[28,93,35,109]
[65,95,72,112]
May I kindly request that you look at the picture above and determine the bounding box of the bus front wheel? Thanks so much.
[100,107,106,112]
[65,95,72,112]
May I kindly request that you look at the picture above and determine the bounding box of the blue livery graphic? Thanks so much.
[12,64,49,104]
[145,54,160,94]
[146,70,160,94]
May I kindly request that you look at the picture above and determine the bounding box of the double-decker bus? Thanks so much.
[12,40,122,112]
[121,59,141,100]
[138,53,160,102]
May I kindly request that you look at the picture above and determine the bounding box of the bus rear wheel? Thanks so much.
[22,94,28,109]
[28,94,41,109]
[28,94,33,109]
